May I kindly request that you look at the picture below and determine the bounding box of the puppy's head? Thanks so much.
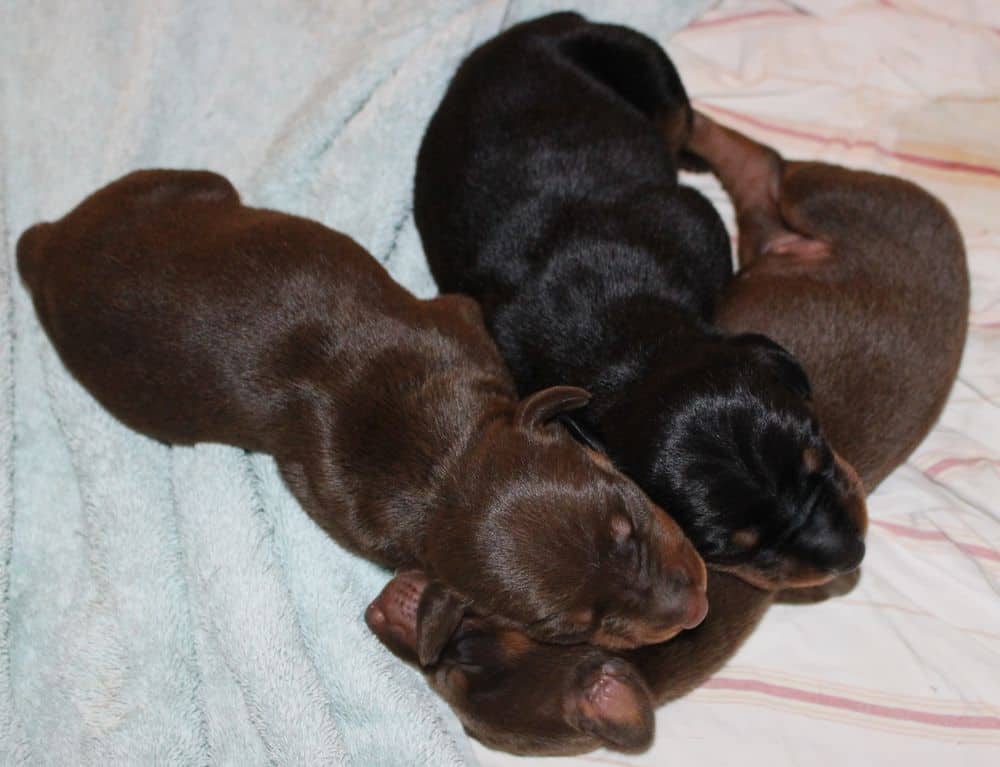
[633,335,867,590]
[366,571,654,755]
[424,385,707,655]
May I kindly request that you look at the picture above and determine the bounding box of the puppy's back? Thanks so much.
[415,13,701,298]
[720,164,969,488]
[16,170,393,449]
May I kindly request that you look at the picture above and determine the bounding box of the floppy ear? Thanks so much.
[415,580,467,667]
[366,571,467,667]
[365,571,426,664]
[516,386,592,430]
[735,333,812,400]
[570,659,654,751]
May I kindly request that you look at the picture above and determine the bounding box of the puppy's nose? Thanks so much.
[648,507,709,632]
[647,568,708,636]
[850,496,869,537]
[681,586,709,629]
[661,572,708,630]
[834,450,869,535]
[675,536,708,625]
[837,535,866,574]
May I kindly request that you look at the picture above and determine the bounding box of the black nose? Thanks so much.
[648,573,709,632]
[837,535,866,573]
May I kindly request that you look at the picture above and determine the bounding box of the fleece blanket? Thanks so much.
[478,2,1000,766]
[0,1,712,765]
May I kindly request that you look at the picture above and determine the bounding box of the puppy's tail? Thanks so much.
[16,222,52,294]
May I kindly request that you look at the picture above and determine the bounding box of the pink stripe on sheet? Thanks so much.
[697,104,1000,179]
[870,520,1000,562]
[687,9,802,30]
[924,456,1000,477]
[704,677,1000,729]
[878,0,1000,35]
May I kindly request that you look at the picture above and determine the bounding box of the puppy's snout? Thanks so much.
[837,535,866,574]
[647,512,709,635]
[825,453,868,574]
[681,583,709,629]
[649,567,708,635]
[834,450,869,536]
[848,493,869,539]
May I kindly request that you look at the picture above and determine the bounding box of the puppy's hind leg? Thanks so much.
[685,112,830,270]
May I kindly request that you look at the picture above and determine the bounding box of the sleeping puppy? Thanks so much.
[16,169,709,660]
[414,12,867,590]
[374,116,969,753]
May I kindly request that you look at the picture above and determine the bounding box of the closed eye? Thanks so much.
[612,534,641,574]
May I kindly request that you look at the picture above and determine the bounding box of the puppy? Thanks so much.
[16,169,708,659]
[415,12,867,590]
[694,111,969,487]
[374,117,969,753]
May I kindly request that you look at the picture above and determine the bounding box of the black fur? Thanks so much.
[414,13,866,588]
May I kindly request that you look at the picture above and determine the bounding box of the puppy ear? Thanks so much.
[516,386,592,430]
[366,571,467,667]
[365,570,427,663]
[735,333,812,400]
[571,659,654,752]
[415,581,467,667]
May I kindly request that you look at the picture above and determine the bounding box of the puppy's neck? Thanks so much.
[273,319,518,570]
[583,307,719,422]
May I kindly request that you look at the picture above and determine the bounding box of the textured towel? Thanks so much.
[0,2,712,764]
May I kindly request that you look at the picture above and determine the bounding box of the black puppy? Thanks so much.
[414,12,867,589]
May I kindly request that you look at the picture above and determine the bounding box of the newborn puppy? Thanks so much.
[693,111,968,486]
[374,117,969,753]
[415,12,867,590]
[16,169,708,658]
[370,569,763,755]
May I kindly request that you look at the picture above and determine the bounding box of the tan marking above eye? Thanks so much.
[731,528,760,549]
[498,630,535,659]
[802,447,822,474]
[610,514,632,543]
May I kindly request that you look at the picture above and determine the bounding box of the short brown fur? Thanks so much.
[16,169,709,658]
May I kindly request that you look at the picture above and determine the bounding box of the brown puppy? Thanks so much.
[696,111,968,487]
[16,170,708,661]
[368,116,969,753]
